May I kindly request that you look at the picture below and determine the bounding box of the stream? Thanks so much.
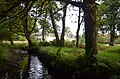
[19,50,52,79]
[3,49,52,79]
[28,55,52,79]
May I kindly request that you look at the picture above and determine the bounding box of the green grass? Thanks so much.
[0,45,10,62]
[19,57,28,70]
[38,46,120,78]
[39,46,85,61]
[98,46,120,69]
[39,46,120,66]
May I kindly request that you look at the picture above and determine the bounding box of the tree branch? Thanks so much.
[53,3,68,15]
[30,2,44,34]
[0,0,35,24]
[56,0,84,8]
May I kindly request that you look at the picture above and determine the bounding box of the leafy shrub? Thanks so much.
[10,44,28,50]
[39,41,51,46]
[50,39,57,46]
[65,40,75,47]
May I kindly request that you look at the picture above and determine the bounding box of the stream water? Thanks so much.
[28,56,52,79]
[3,49,52,79]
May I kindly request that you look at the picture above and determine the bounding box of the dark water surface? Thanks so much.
[28,56,52,79]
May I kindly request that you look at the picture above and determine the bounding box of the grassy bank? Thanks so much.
[0,44,28,79]
[38,46,120,79]
[0,45,20,78]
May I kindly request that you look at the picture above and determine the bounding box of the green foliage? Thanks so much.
[64,40,76,47]
[0,45,5,60]
[19,57,28,70]
[39,41,52,46]
[38,45,120,78]
[98,0,120,33]
[38,46,85,77]
[0,45,10,61]
[0,29,10,41]
[97,33,109,44]
[98,46,120,76]
[10,43,28,50]
[0,44,26,78]
[110,75,120,79]
[114,37,120,44]
[13,35,26,41]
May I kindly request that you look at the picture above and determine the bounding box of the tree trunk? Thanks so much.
[49,9,60,46]
[60,3,67,47]
[23,16,33,49]
[109,26,115,46]
[83,0,98,64]
[10,40,14,45]
[9,35,14,45]
[27,38,32,48]
[76,8,81,47]
[42,26,45,42]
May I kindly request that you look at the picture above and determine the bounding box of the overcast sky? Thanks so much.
[57,5,84,36]
[56,1,102,36]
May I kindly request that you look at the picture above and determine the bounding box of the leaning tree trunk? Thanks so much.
[76,8,81,47]
[49,9,60,46]
[23,17,33,49]
[9,35,14,45]
[60,3,67,47]
[42,26,45,42]
[109,26,115,46]
[83,0,98,64]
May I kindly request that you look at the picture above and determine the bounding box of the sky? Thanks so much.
[56,1,102,36]
[57,5,84,36]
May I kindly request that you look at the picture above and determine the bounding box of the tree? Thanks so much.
[76,8,84,47]
[98,0,120,46]
[0,0,99,64]
[65,26,73,38]
[0,0,35,23]
[49,9,60,46]
[60,2,68,47]
[56,0,98,64]
[0,18,21,45]
[48,1,63,46]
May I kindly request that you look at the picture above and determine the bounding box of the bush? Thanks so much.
[39,41,52,46]
[65,40,75,47]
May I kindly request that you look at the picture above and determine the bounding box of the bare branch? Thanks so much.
[53,3,68,15]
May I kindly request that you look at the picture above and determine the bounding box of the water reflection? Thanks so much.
[28,56,51,79]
